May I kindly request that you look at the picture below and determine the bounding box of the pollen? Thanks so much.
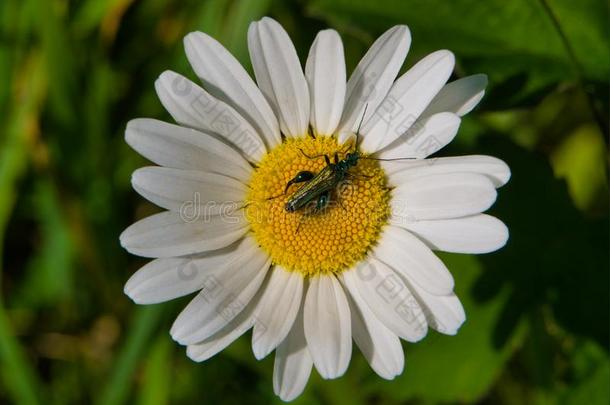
[245,136,390,276]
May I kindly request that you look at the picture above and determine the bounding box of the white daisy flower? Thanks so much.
[121,17,510,401]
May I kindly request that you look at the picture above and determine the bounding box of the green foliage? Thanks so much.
[0,0,607,404]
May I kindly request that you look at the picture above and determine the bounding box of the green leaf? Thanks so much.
[562,341,610,405]
[33,0,78,126]
[550,124,608,212]
[472,137,609,349]
[223,0,273,65]
[98,306,164,405]
[17,180,75,306]
[306,0,609,106]
[543,0,609,82]
[136,337,172,405]
[0,308,41,405]
[0,50,46,405]
[73,0,135,36]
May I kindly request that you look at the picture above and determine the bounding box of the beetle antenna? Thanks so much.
[361,156,418,161]
[353,103,368,152]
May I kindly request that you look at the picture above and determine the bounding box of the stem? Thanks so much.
[539,0,608,140]
[97,306,164,405]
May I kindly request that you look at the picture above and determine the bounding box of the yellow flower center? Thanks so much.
[245,136,390,276]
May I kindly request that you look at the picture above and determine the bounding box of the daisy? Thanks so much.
[120,17,510,401]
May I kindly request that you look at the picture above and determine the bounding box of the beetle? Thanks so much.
[283,150,359,214]
[282,105,370,216]
[275,105,415,222]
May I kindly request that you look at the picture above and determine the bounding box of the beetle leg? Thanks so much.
[267,170,316,200]
[284,170,315,193]
[345,172,373,180]
[299,149,327,161]
[334,189,347,211]
[340,139,356,154]
[267,171,315,201]
[315,191,331,211]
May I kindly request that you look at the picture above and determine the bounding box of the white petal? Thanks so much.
[396,214,509,254]
[384,155,511,188]
[409,283,465,336]
[303,274,351,379]
[360,50,455,152]
[124,240,251,304]
[377,112,460,159]
[423,293,465,335]
[252,266,303,360]
[186,280,266,362]
[125,119,252,182]
[376,233,466,335]
[119,211,248,258]
[422,74,488,117]
[155,70,266,162]
[345,281,404,379]
[305,29,346,135]
[124,258,196,304]
[273,301,312,402]
[378,74,488,164]
[374,226,454,295]
[187,312,254,362]
[338,25,411,143]
[341,257,427,342]
[170,237,270,345]
[391,172,497,221]
[184,31,281,148]
[248,17,310,138]
[131,167,247,214]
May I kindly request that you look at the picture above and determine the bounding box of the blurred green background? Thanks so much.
[1,0,608,404]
